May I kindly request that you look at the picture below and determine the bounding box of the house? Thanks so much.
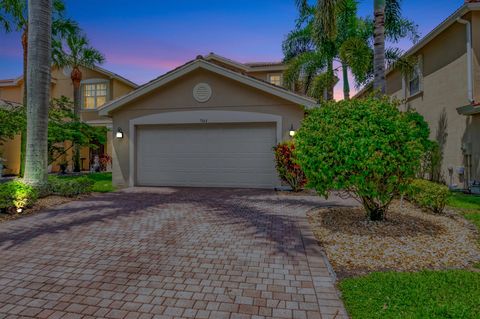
[0,66,138,175]
[98,54,317,189]
[356,0,480,188]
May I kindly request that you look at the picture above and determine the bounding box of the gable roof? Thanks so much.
[0,66,137,89]
[204,53,287,73]
[99,57,317,116]
[354,1,480,99]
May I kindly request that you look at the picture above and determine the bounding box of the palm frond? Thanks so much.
[385,47,417,77]
[52,17,79,38]
[284,51,327,94]
[314,0,338,42]
[339,37,372,86]
[282,23,315,62]
[54,32,105,70]
[308,71,338,101]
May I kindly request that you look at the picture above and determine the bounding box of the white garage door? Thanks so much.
[135,123,278,188]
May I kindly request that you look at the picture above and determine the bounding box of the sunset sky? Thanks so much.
[0,0,462,99]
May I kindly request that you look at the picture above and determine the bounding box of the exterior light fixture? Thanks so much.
[289,124,296,137]
[116,128,124,139]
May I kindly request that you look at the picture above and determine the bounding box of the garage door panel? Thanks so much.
[136,123,278,188]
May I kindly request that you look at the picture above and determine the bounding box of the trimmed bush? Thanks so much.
[295,97,429,221]
[48,176,94,197]
[0,180,38,214]
[274,142,306,192]
[407,179,449,214]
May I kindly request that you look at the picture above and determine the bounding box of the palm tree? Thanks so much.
[52,32,104,171]
[285,0,369,101]
[0,0,78,176]
[373,0,386,94]
[23,0,52,187]
[286,0,418,100]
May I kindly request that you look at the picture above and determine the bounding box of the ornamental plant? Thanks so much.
[0,180,38,214]
[406,179,449,214]
[295,97,429,221]
[273,142,306,192]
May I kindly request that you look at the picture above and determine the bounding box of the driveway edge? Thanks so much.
[297,211,349,319]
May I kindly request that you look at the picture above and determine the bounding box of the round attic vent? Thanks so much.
[193,83,212,103]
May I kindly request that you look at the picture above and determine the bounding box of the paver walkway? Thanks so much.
[0,188,353,319]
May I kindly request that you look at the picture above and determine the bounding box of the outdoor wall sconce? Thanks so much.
[289,124,296,137]
[116,128,124,139]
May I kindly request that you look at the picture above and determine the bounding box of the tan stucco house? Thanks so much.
[357,0,480,188]
[0,66,138,175]
[98,53,317,188]
[1,53,316,188]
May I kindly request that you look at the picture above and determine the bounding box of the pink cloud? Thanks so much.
[105,53,187,71]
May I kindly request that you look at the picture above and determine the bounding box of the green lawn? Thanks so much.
[448,192,480,229]
[340,271,480,319]
[55,172,114,193]
[339,192,480,318]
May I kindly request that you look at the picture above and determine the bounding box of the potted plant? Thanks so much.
[59,156,69,175]
[99,154,112,172]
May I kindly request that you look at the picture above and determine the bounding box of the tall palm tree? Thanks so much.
[53,32,104,171]
[373,0,386,94]
[0,0,78,176]
[23,0,52,187]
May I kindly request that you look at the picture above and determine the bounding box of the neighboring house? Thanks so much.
[0,66,138,175]
[98,54,317,189]
[357,0,480,188]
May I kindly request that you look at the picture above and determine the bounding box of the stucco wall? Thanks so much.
[0,67,134,175]
[381,12,480,186]
[391,53,472,186]
[109,68,305,188]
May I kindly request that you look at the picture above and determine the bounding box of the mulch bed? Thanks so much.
[307,200,480,278]
[0,195,79,223]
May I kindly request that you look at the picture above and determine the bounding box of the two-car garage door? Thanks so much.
[135,123,278,188]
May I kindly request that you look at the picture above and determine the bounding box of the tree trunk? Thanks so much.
[342,63,350,100]
[19,28,28,177]
[24,0,52,187]
[71,67,82,172]
[373,0,386,95]
[326,59,334,100]
[362,196,386,221]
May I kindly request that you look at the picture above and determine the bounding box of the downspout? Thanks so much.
[457,18,474,103]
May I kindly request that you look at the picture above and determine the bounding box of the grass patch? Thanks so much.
[448,192,480,229]
[55,172,114,193]
[339,270,480,319]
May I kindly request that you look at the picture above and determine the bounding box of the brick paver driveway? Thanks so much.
[0,188,353,319]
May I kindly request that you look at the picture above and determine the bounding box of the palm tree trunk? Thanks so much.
[342,63,350,100]
[373,0,386,95]
[24,0,52,187]
[327,59,334,100]
[19,28,28,177]
[71,67,82,172]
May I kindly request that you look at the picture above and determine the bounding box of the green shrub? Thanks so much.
[295,97,429,221]
[48,176,94,197]
[407,179,449,213]
[273,142,306,192]
[0,180,38,213]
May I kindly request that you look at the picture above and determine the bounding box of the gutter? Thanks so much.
[457,18,474,103]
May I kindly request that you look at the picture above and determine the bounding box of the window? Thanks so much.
[407,56,423,97]
[83,81,108,109]
[409,66,420,96]
[268,74,283,86]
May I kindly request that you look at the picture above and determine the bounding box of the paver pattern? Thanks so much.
[0,187,354,319]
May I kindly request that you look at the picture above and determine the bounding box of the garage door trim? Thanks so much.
[128,111,282,187]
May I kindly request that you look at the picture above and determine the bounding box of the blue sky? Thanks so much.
[0,0,463,96]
